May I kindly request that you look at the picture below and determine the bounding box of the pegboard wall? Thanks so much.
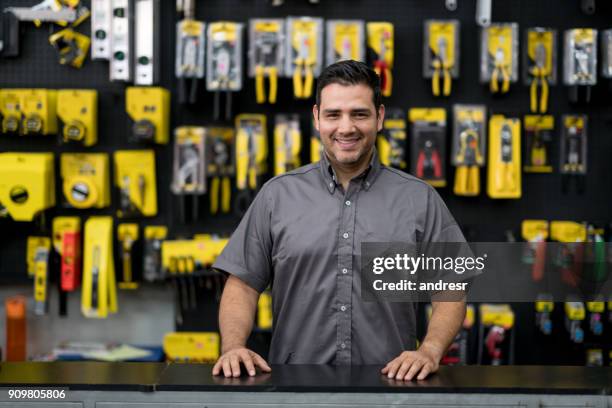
[0,0,611,364]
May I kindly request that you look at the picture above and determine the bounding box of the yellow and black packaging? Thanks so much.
[524,28,557,113]
[235,114,268,190]
[451,105,486,197]
[560,115,587,175]
[409,108,447,187]
[0,89,24,134]
[114,150,157,217]
[0,152,55,222]
[286,17,323,99]
[82,216,118,319]
[311,118,323,163]
[523,115,554,173]
[30,236,51,316]
[487,115,521,199]
[478,304,515,365]
[57,89,98,146]
[163,332,220,363]
[125,86,170,144]
[377,108,407,170]
[480,23,519,94]
[206,127,234,215]
[424,20,459,97]
[274,114,301,175]
[117,223,139,290]
[172,127,207,195]
[143,226,167,282]
[49,28,91,69]
[61,153,110,209]
[367,22,394,97]
[21,89,58,136]
[326,20,365,65]
[249,19,284,104]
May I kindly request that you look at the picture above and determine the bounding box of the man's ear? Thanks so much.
[377,104,386,132]
[313,104,320,131]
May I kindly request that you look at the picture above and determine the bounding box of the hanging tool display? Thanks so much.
[377,108,407,170]
[118,223,139,290]
[125,86,170,144]
[0,89,24,133]
[564,29,597,104]
[274,114,301,175]
[311,118,323,163]
[287,17,323,100]
[109,0,133,82]
[249,19,284,105]
[206,127,234,215]
[235,114,267,215]
[0,152,55,223]
[560,114,587,194]
[172,126,206,223]
[31,236,51,316]
[423,20,459,97]
[143,225,167,283]
[602,29,612,83]
[52,217,82,292]
[551,221,587,288]
[326,20,365,65]
[114,149,157,218]
[564,300,585,343]
[175,0,205,104]
[20,89,58,136]
[60,153,110,209]
[487,115,521,199]
[82,216,118,318]
[481,23,518,95]
[452,105,486,197]
[524,28,556,114]
[134,0,159,85]
[163,332,220,363]
[56,89,97,146]
[91,0,112,59]
[478,304,514,365]
[207,21,243,121]
[257,289,273,331]
[523,115,553,173]
[409,108,446,187]
[367,22,394,97]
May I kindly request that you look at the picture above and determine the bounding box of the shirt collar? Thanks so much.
[319,147,382,194]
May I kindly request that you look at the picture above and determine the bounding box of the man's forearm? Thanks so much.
[420,300,466,360]
[219,275,259,353]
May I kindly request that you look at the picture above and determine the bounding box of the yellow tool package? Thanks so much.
[117,223,139,290]
[564,29,597,103]
[26,236,51,316]
[206,127,235,215]
[409,108,447,187]
[326,20,365,65]
[487,115,521,199]
[125,86,170,144]
[451,105,486,197]
[57,89,98,146]
[311,118,323,163]
[480,23,519,94]
[249,19,284,104]
[60,153,110,209]
[235,114,268,191]
[523,115,554,173]
[560,115,588,194]
[0,152,55,222]
[367,22,394,97]
[274,114,301,175]
[81,216,118,319]
[163,332,220,363]
[524,28,557,113]
[286,17,323,100]
[114,150,157,218]
[377,107,407,170]
[423,20,459,97]
[0,89,58,135]
[172,126,207,195]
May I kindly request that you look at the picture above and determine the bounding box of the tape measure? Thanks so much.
[63,176,99,209]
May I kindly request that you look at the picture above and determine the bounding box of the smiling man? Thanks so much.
[212,60,467,381]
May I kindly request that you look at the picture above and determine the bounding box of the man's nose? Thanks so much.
[337,114,355,134]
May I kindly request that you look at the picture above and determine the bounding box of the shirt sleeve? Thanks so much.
[420,186,466,243]
[212,184,273,293]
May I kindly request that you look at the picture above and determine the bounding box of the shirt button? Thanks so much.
[342,268,348,274]
[340,305,347,312]
[345,200,351,206]
[340,343,346,349]
[342,232,349,239]
[329,182,334,188]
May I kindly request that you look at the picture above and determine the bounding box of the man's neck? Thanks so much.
[328,149,373,191]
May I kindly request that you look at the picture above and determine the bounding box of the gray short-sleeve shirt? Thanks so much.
[213,148,466,365]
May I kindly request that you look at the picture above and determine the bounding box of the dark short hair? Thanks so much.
[315,60,382,111]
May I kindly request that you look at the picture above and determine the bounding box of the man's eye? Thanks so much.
[326,114,339,119]
[354,112,369,118]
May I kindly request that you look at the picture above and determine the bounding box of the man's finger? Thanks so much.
[395,359,414,380]
[416,363,433,380]
[252,353,272,372]
[240,351,257,376]
[222,358,232,378]
[386,359,401,378]
[212,360,221,375]
[229,355,241,377]
[404,359,425,381]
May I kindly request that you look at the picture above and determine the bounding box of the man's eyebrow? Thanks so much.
[322,108,372,114]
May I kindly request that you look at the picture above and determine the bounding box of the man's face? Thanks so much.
[313,83,385,167]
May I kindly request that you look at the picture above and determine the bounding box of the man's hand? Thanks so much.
[212,347,272,378]
[381,343,442,381]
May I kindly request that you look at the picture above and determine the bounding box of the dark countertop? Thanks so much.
[0,363,611,395]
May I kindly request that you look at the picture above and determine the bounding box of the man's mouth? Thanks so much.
[334,136,361,148]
